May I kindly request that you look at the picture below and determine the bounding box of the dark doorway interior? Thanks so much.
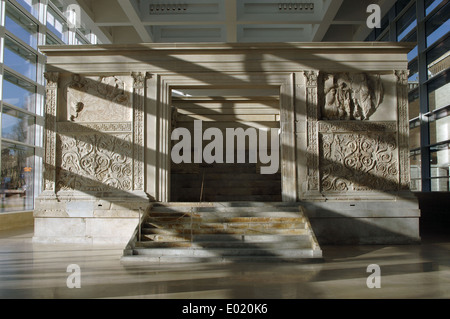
[170,87,282,202]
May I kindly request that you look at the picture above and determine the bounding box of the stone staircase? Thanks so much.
[121,202,322,263]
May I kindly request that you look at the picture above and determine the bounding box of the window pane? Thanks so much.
[1,142,35,213]
[426,0,444,15]
[1,107,36,144]
[410,125,421,149]
[427,36,450,79]
[375,14,390,39]
[16,0,39,19]
[5,2,38,49]
[409,89,420,118]
[396,5,416,41]
[75,34,88,45]
[2,72,36,113]
[47,6,69,44]
[430,116,450,145]
[410,151,421,191]
[425,2,450,47]
[430,148,449,191]
[4,37,37,82]
[431,177,449,190]
[428,80,450,112]
[396,0,412,15]
[46,33,60,45]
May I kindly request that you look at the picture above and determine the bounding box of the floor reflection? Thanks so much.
[0,226,448,299]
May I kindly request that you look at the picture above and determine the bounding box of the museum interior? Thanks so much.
[0,0,448,299]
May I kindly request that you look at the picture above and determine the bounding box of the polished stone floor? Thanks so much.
[0,225,449,299]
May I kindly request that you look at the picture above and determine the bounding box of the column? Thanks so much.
[42,72,59,197]
[304,70,321,197]
[131,71,150,198]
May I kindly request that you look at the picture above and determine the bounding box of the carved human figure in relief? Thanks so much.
[322,73,383,121]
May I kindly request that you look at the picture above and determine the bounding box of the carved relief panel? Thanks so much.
[54,73,147,196]
[301,71,402,199]
[56,132,133,192]
[320,72,384,121]
[63,74,133,122]
[319,122,399,193]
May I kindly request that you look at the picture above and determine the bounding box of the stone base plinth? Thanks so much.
[302,194,421,244]
[32,193,151,245]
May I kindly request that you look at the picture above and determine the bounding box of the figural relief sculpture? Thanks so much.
[322,73,384,121]
[56,74,136,193]
[65,74,132,122]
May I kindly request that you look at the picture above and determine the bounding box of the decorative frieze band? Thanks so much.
[57,122,133,133]
[318,121,398,133]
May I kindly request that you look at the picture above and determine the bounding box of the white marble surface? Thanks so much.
[1,225,448,299]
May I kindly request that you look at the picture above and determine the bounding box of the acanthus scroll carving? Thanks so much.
[320,132,399,192]
[322,73,384,121]
[57,133,133,192]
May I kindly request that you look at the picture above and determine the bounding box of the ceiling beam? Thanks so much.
[225,0,237,42]
[117,0,153,42]
[312,0,344,42]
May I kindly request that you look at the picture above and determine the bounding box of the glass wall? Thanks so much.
[0,0,98,214]
[367,0,449,192]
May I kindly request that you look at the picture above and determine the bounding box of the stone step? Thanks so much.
[146,216,305,223]
[144,221,307,231]
[132,247,317,258]
[152,201,297,208]
[150,205,302,214]
[141,227,309,236]
[121,254,322,264]
[135,239,313,249]
[141,234,311,243]
[122,203,322,263]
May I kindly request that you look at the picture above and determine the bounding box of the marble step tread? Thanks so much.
[146,216,305,223]
[141,227,308,236]
[152,202,296,207]
[141,234,312,243]
[121,254,323,264]
[132,247,318,258]
[150,207,303,214]
[144,221,307,230]
[135,239,313,249]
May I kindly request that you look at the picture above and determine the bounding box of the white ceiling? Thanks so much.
[60,0,396,44]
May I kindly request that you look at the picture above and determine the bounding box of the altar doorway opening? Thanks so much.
[170,87,282,202]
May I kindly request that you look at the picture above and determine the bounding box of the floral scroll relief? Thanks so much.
[57,133,133,192]
[322,73,384,121]
[320,132,399,192]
